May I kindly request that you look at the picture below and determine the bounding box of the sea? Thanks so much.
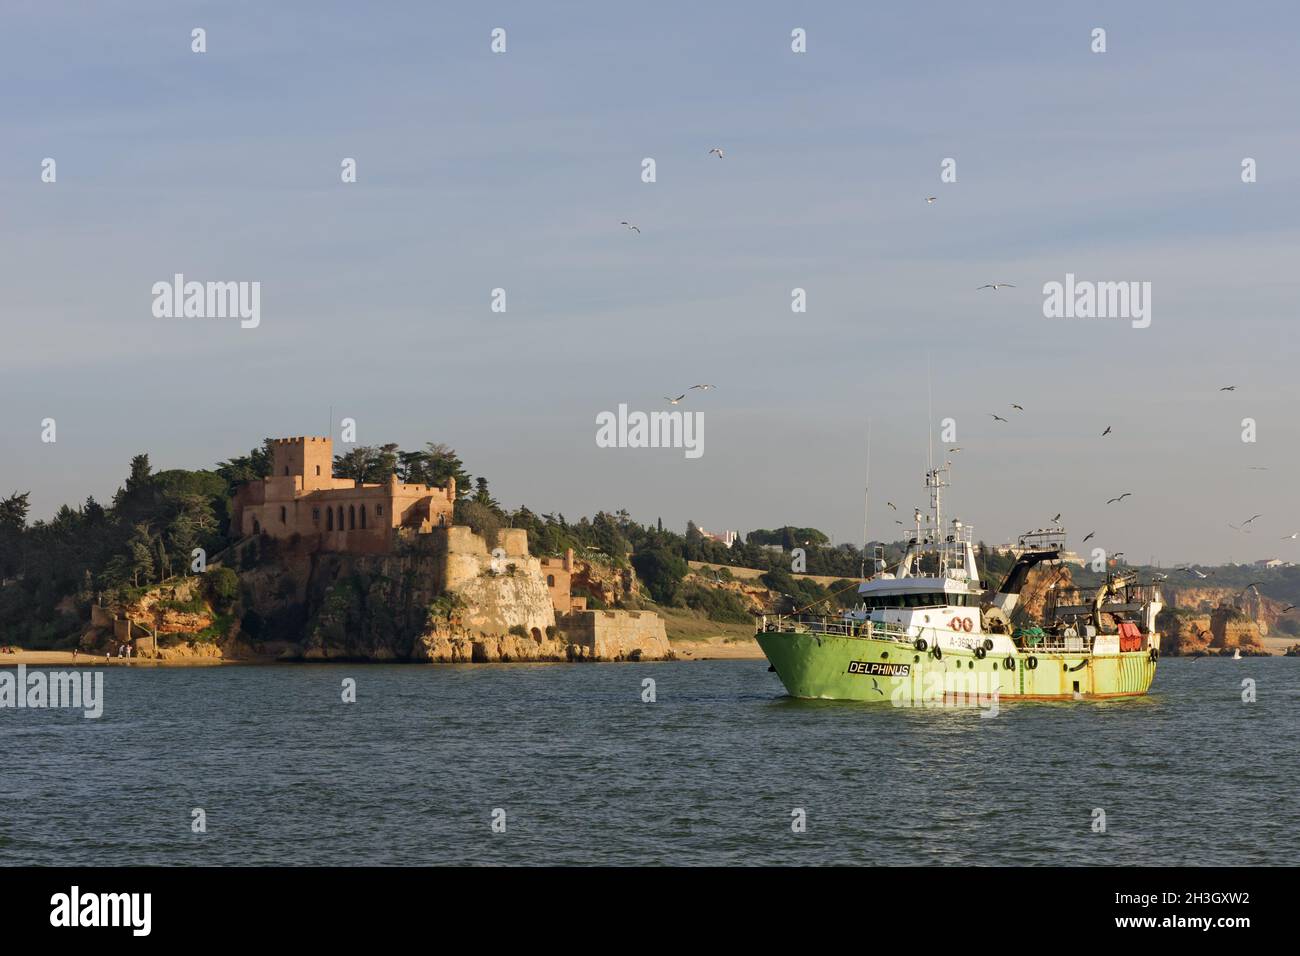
[1,658,1296,866]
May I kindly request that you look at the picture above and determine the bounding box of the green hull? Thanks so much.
[756,630,1156,703]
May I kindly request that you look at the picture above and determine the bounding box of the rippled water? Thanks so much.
[1,658,1296,865]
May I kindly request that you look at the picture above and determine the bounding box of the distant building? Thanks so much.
[697,527,738,548]
[539,548,588,615]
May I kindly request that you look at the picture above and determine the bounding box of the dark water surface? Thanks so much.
[1,658,1296,865]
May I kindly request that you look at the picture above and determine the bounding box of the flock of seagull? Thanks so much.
[971,386,1281,574]
[627,151,1284,588]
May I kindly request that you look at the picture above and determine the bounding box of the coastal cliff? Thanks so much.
[80,526,673,663]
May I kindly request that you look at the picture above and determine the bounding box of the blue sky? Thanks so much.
[3,1,1299,564]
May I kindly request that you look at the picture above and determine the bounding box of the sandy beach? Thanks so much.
[0,650,229,667]
[671,638,766,661]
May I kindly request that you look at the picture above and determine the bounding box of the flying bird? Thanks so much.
[948,446,962,453]
[1282,533,1300,540]
[1242,514,1263,526]
[688,384,716,391]
[707,147,724,159]
[887,502,897,511]
[1219,385,1236,391]
[1011,404,1024,411]
[976,283,1016,291]
[664,394,686,404]
[1182,567,1208,579]
[1082,531,1095,543]
[1052,513,1062,522]
[925,196,937,203]
[1283,604,1298,613]
[1106,493,1132,504]
[991,414,1009,423]
[1101,426,1112,437]
[620,221,640,233]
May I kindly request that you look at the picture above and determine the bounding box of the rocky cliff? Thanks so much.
[85,526,673,663]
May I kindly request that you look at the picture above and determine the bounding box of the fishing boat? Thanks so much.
[756,462,1162,703]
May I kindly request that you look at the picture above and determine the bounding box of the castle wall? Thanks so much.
[560,609,672,660]
[233,437,455,554]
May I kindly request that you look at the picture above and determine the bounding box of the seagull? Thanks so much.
[1106,493,1132,504]
[1052,513,1062,522]
[925,196,937,204]
[948,447,962,453]
[688,384,716,391]
[1282,604,1298,613]
[707,147,724,159]
[1242,514,1263,526]
[1182,567,1208,579]
[1082,531,1095,543]
[977,283,1016,291]
[1101,426,1112,437]
[664,394,686,404]
[887,502,897,511]
[1219,385,1236,391]
[1011,404,1024,411]
[871,678,883,695]
[620,221,640,233]
[1282,533,1300,540]
[991,414,1009,423]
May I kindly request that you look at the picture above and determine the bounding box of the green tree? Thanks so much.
[631,548,688,604]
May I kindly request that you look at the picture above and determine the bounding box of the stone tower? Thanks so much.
[271,436,334,490]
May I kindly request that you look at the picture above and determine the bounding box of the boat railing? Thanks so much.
[1015,633,1091,653]
[760,614,914,644]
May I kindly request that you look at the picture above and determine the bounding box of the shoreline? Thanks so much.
[0,642,769,666]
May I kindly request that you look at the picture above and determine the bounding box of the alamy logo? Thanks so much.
[1043,273,1151,328]
[152,273,261,328]
[0,665,103,718]
[50,886,151,936]
[595,404,704,459]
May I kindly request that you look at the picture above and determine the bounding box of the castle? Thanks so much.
[231,436,456,554]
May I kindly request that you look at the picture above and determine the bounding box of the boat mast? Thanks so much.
[861,420,871,579]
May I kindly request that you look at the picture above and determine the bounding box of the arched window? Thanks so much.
[327,508,334,531]
[337,506,344,529]
[360,505,366,529]
[349,505,356,530]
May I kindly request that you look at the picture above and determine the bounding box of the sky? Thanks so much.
[3,0,1299,566]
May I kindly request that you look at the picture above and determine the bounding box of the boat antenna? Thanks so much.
[862,419,872,578]
[926,352,934,479]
